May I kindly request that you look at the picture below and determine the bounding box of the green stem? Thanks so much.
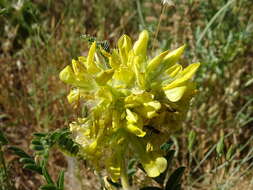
[120,158,131,190]
[136,0,146,30]
[121,173,131,190]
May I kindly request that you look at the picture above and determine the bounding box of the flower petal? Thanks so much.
[162,45,186,66]
[164,85,187,102]
[126,123,146,137]
[95,69,114,85]
[59,65,76,84]
[87,42,101,74]
[142,156,167,178]
[126,109,138,123]
[166,63,182,78]
[146,50,170,76]
[163,62,200,90]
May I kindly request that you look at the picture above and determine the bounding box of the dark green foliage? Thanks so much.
[30,128,80,158]
[9,147,32,159]
[23,163,42,174]
[8,128,79,190]
[8,146,41,174]
[56,171,65,190]
[19,157,35,164]
[127,158,137,177]
[165,167,185,190]
[43,167,54,184]
[9,147,43,174]
[160,141,173,152]
[165,150,176,165]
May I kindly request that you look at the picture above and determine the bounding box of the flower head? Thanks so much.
[60,30,200,181]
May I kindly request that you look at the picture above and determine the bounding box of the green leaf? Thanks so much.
[40,184,58,190]
[65,139,74,150]
[58,136,68,146]
[165,150,175,165]
[42,167,54,185]
[165,167,185,190]
[160,140,173,152]
[56,171,64,190]
[23,164,42,174]
[70,145,79,155]
[50,132,61,141]
[31,145,44,151]
[36,150,48,156]
[54,130,79,155]
[31,139,42,145]
[20,157,35,164]
[128,158,136,169]
[9,146,32,159]
[58,131,71,138]
[127,168,137,177]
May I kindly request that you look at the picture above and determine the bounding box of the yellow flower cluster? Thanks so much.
[59,30,200,181]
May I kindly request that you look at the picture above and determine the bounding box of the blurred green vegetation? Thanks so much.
[0,0,253,189]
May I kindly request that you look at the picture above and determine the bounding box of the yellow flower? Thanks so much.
[60,30,200,180]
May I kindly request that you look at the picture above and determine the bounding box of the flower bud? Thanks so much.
[133,30,149,58]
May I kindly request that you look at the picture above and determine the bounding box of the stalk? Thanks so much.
[120,158,131,190]
[152,3,167,52]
